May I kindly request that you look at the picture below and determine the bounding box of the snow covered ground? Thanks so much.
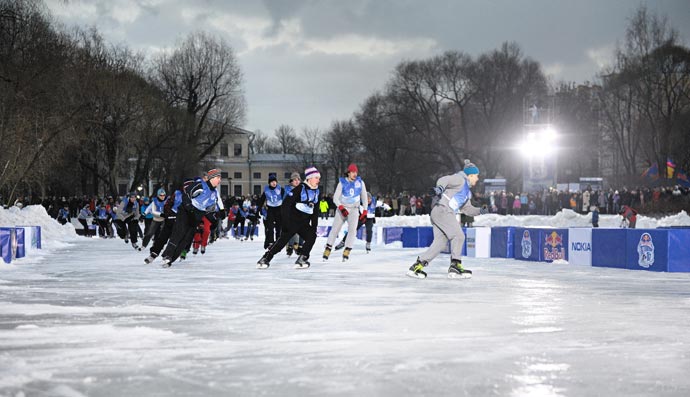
[2,206,690,396]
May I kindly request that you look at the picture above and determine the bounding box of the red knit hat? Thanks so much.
[347,163,358,173]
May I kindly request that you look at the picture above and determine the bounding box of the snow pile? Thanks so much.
[375,209,690,229]
[0,205,79,250]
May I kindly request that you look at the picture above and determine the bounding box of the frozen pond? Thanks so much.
[2,236,690,396]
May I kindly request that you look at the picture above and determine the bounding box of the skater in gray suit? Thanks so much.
[407,160,484,279]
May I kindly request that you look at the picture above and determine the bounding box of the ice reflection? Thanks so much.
[510,357,570,397]
[511,278,564,332]
[510,279,568,395]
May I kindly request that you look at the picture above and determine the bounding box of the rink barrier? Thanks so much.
[0,227,17,264]
[374,225,690,272]
[490,226,515,258]
[514,227,568,262]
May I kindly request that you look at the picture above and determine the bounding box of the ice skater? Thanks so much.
[257,167,321,269]
[322,163,368,261]
[407,160,484,279]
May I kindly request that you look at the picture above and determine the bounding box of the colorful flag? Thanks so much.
[677,169,690,188]
[641,162,659,181]
[666,158,676,179]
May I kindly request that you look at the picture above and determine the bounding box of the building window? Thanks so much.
[220,143,229,157]
[234,185,242,196]
[253,172,261,179]
[221,172,229,179]
[284,172,291,180]
[234,144,242,157]
[234,172,242,179]
[253,185,262,196]
[221,184,228,197]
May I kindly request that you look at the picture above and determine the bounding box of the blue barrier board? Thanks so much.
[540,228,568,262]
[514,228,541,261]
[490,227,515,258]
[592,229,628,269]
[625,229,690,272]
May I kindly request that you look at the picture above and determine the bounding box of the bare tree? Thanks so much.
[273,124,304,154]
[152,31,245,183]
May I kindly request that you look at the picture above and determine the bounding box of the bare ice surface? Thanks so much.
[2,234,690,397]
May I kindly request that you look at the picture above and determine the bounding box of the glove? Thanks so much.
[430,186,445,196]
[479,206,488,215]
[359,210,367,222]
[338,205,349,217]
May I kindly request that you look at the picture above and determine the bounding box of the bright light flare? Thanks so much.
[519,127,558,158]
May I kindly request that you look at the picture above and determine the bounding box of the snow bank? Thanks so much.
[0,205,79,251]
[373,209,690,229]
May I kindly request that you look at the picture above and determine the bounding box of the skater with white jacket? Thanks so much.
[323,163,368,261]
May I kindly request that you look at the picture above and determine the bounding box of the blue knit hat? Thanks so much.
[463,159,479,175]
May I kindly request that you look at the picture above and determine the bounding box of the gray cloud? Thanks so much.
[46,0,690,133]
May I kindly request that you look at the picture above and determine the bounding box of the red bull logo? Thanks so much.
[543,231,565,261]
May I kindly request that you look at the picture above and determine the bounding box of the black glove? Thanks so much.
[430,186,445,196]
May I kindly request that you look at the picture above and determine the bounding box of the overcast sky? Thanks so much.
[45,0,690,135]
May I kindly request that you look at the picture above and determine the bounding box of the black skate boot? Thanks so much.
[335,239,345,251]
[132,242,141,251]
[286,245,294,256]
[342,247,352,262]
[448,259,472,279]
[406,257,428,279]
[257,252,273,269]
[366,242,371,253]
[323,244,332,260]
[294,255,311,269]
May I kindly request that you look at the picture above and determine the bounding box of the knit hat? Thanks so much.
[290,172,301,181]
[157,188,166,196]
[463,159,479,175]
[206,168,222,179]
[347,163,358,173]
[268,173,277,183]
[305,166,321,180]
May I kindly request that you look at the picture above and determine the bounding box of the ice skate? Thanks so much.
[448,260,472,279]
[180,250,187,261]
[131,242,141,251]
[366,242,371,253]
[193,247,199,255]
[322,244,332,260]
[406,257,428,279]
[286,245,294,257]
[257,253,272,269]
[200,246,205,254]
[342,247,351,262]
[144,255,156,264]
[294,255,311,269]
[334,239,345,251]
[160,257,172,268]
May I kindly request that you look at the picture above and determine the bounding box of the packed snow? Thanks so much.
[1,205,690,396]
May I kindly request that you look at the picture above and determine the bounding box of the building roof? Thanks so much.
[250,153,302,163]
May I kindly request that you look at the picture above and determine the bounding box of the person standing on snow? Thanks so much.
[256,173,284,249]
[257,167,321,269]
[323,163,368,262]
[407,160,485,279]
